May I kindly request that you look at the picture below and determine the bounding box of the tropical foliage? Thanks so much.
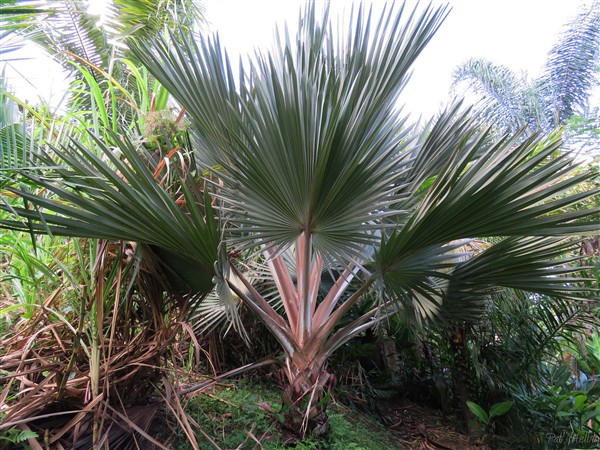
[0,1,599,448]
[452,0,600,153]
[0,2,213,448]
[2,1,599,441]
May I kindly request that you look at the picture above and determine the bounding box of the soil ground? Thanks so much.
[376,398,493,450]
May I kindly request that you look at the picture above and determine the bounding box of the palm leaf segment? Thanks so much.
[452,59,528,132]
[373,126,599,323]
[542,0,600,125]
[441,236,596,322]
[452,1,600,135]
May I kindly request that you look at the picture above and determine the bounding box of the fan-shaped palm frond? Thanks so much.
[131,3,449,262]
[192,248,280,341]
[372,129,598,327]
[442,236,595,322]
[0,132,220,294]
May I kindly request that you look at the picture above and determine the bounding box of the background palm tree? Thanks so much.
[1,2,598,440]
[452,0,600,153]
[1,0,203,70]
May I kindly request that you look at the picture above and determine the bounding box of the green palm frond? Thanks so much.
[373,238,470,323]
[0,1,52,63]
[397,103,493,201]
[112,0,204,39]
[0,0,49,28]
[1,4,597,421]
[453,2,600,136]
[0,79,40,187]
[26,1,109,76]
[402,132,598,244]
[130,2,450,261]
[452,58,528,132]
[0,122,33,179]
[442,236,595,322]
[0,71,23,175]
[542,0,600,125]
[374,118,598,324]
[0,132,220,294]
[479,290,595,386]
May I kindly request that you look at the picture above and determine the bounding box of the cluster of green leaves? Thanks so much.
[574,331,600,376]
[1,0,599,446]
[0,232,73,319]
[511,364,600,449]
[466,400,513,429]
[0,414,38,448]
[0,5,215,447]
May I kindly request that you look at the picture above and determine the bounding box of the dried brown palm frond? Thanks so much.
[0,239,209,449]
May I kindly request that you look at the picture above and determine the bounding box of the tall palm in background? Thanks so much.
[1,0,204,119]
[2,2,598,439]
[452,0,600,154]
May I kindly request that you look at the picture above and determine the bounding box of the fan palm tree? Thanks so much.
[452,0,600,139]
[1,2,599,438]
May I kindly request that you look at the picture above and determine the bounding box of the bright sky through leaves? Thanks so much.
[2,0,596,119]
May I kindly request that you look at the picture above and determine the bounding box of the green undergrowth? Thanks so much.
[174,378,401,449]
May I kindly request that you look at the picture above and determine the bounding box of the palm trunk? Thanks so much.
[230,238,376,439]
[381,328,402,385]
[281,355,332,438]
[447,324,482,436]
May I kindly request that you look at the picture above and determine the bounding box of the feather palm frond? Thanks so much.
[542,0,600,125]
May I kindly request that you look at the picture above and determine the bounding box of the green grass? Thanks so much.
[173,379,402,449]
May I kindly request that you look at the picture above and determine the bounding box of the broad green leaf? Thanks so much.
[489,400,514,418]
[574,394,587,413]
[466,401,489,425]
[582,409,600,422]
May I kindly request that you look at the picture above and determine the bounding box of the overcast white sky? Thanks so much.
[2,0,593,119]
[203,0,589,118]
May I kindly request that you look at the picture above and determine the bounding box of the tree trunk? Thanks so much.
[280,356,332,439]
[447,324,482,436]
[381,328,402,385]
